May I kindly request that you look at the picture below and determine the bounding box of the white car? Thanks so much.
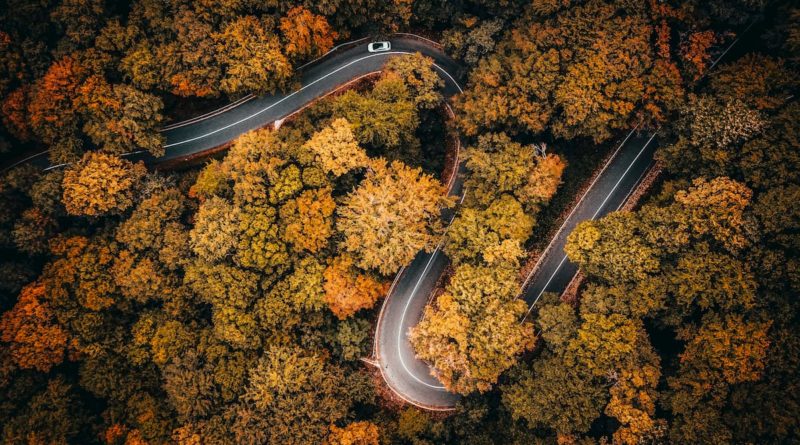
[368,41,391,53]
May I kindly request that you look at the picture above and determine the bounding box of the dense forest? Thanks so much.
[0,0,798,444]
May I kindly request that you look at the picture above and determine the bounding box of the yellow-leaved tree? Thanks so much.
[62,151,146,216]
[336,159,451,275]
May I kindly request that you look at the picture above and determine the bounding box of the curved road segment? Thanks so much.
[381,127,659,410]
[4,35,659,411]
[6,36,463,170]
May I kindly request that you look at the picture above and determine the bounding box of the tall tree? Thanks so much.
[384,52,444,110]
[161,8,222,98]
[445,194,533,265]
[502,352,606,435]
[0,282,69,372]
[62,151,146,216]
[216,15,293,96]
[279,6,338,61]
[280,187,336,254]
[410,263,535,394]
[28,55,85,146]
[337,160,450,275]
[326,421,381,445]
[330,84,418,151]
[667,315,771,444]
[322,254,388,319]
[189,196,240,263]
[76,76,165,156]
[302,118,369,177]
[231,346,352,445]
[1,377,89,444]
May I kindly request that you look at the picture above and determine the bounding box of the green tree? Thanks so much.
[331,84,418,151]
[189,159,230,201]
[462,133,535,206]
[534,295,578,350]
[565,313,640,378]
[462,132,565,211]
[566,212,661,284]
[184,262,260,312]
[667,246,756,312]
[445,194,533,265]
[502,353,605,435]
[256,257,327,342]
[235,204,289,273]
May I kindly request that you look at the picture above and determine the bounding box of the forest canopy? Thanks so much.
[1,0,798,444]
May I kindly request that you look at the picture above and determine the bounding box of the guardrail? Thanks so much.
[158,33,448,132]
[161,94,255,131]
[393,32,443,50]
[160,36,372,132]
[2,33,450,175]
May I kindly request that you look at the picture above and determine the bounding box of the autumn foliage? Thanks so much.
[280,6,338,60]
[326,421,381,445]
[323,255,389,319]
[62,151,146,216]
[0,0,796,443]
[0,282,69,372]
[337,159,450,275]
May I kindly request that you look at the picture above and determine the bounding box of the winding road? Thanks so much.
[378,126,658,410]
[5,36,463,170]
[4,35,660,411]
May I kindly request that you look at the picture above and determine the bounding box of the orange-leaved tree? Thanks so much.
[323,255,388,319]
[62,151,146,216]
[280,187,336,254]
[0,282,70,372]
[279,6,338,61]
[326,421,381,445]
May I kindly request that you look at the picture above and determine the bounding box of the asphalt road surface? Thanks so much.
[520,130,658,316]
[4,35,463,170]
[2,34,469,409]
[382,128,659,410]
[3,34,660,411]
